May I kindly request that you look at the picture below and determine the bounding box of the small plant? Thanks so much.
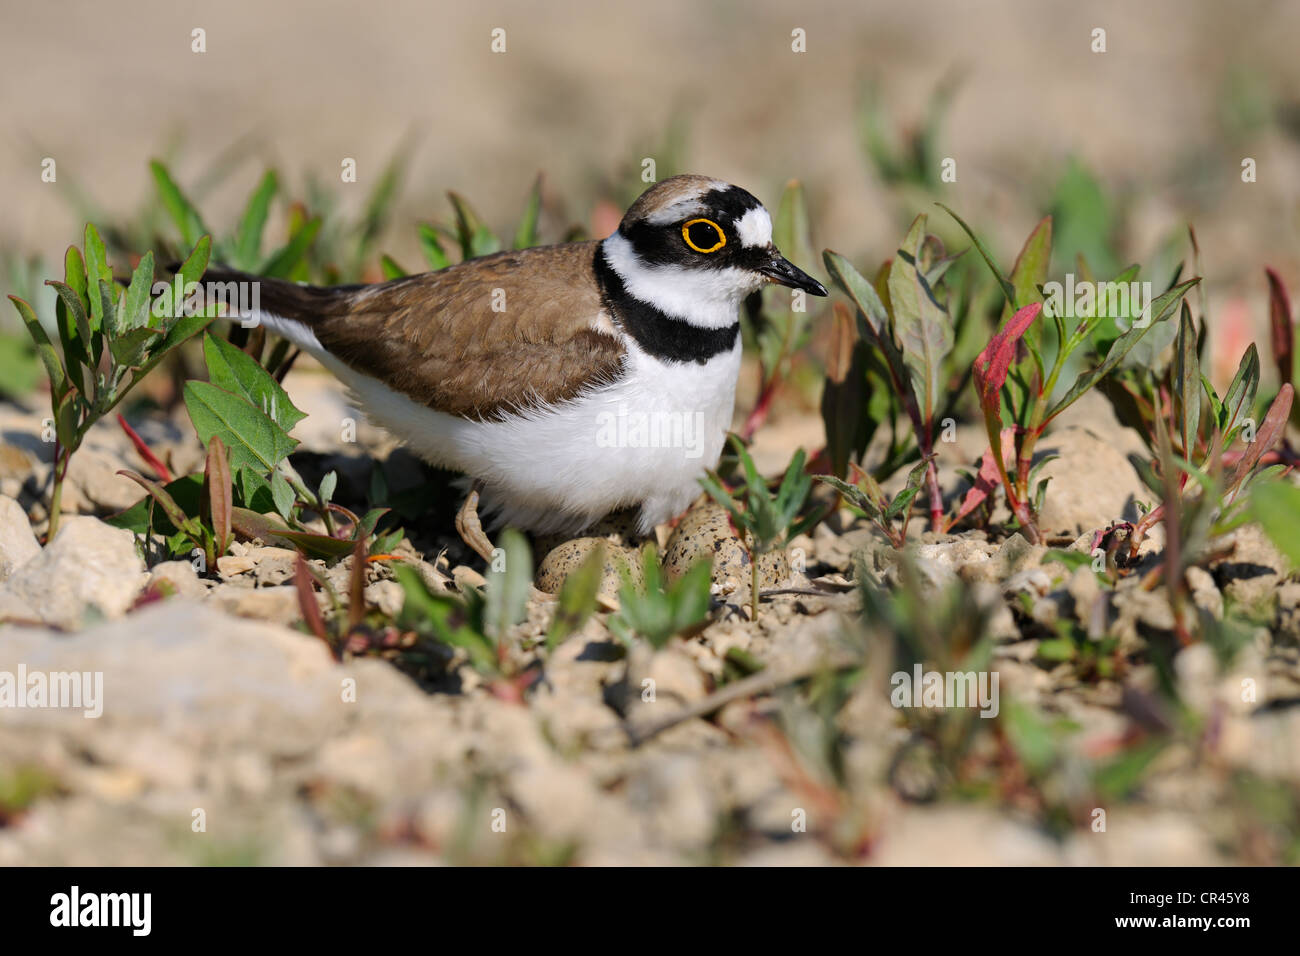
[608,545,712,649]
[111,329,399,563]
[390,529,539,700]
[117,436,232,571]
[823,213,982,530]
[1126,318,1292,550]
[942,208,1199,543]
[815,457,931,548]
[8,225,215,540]
[700,437,819,621]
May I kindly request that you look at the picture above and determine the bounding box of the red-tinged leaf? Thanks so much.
[972,303,1042,446]
[117,413,171,482]
[945,430,1014,531]
[294,555,330,644]
[974,303,1042,410]
[1225,384,1293,495]
[204,437,233,557]
[1266,267,1294,389]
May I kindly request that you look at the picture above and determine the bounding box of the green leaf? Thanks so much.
[63,244,88,314]
[183,380,298,474]
[394,564,497,672]
[108,473,203,537]
[120,251,155,333]
[202,332,306,432]
[242,465,287,515]
[887,215,953,423]
[884,457,931,519]
[823,250,914,405]
[150,235,212,328]
[1248,479,1300,559]
[668,559,713,639]
[1003,216,1052,349]
[417,223,451,270]
[229,507,355,560]
[150,160,210,248]
[128,309,217,388]
[82,223,112,338]
[234,170,278,268]
[545,544,604,651]
[1047,277,1200,423]
[815,474,883,520]
[176,236,212,305]
[379,254,407,279]
[1221,344,1259,438]
[1094,741,1165,801]
[318,470,338,507]
[448,192,501,259]
[8,296,65,399]
[108,326,160,369]
[611,546,712,650]
[260,217,321,278]
[116,469,200,538]
[485,528,532,642]
[513,174,543,250]
[46,280,92,374]
[1174,304,1200,456]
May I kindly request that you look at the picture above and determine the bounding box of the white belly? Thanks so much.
[325,336,742,535]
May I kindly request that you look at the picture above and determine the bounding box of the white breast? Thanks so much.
[306,327,740,535]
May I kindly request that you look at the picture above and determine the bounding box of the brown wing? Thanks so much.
[227,241,625,421]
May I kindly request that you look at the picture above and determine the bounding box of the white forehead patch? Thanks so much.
[735,206,772,248]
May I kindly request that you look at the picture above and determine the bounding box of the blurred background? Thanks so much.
[3,0,1299,311]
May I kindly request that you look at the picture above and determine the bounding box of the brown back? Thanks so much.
[230,241,626,421]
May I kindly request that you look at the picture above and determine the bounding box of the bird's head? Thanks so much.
[599,175,827,330]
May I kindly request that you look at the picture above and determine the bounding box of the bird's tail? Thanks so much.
[182,266,362,358]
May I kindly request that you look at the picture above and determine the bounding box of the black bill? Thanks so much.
[759,252,828,296]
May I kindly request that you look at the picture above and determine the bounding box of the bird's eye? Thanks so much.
[682,218,726,254]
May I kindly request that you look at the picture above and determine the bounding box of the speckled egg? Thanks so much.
[534,511,647,596]
[661,501,789,593]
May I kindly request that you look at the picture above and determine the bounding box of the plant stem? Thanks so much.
[921,438,943,533]
[47,445,67,543]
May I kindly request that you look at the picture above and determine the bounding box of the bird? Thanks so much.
[204,175,827,559]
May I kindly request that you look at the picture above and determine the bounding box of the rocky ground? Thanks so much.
[1,362,1298,866]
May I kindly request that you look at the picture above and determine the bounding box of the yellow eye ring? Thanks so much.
[682,218,726,254]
